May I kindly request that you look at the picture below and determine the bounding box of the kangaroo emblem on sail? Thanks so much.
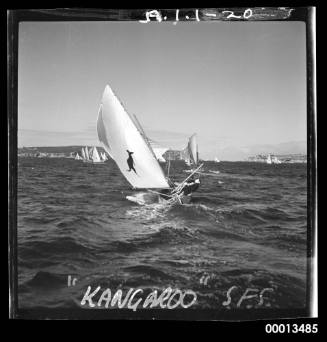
[126,150,137,174]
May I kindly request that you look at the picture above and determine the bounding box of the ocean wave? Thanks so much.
[215,206,293,226]
[167,203,217,221]
[19,237,93,259]
[24,271,67,289]
[123,264,176,281]
[127,225,202,249]
[17,158,307,310]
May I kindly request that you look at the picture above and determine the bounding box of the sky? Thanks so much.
[18,20,307,160]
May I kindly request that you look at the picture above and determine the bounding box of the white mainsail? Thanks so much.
[181,147,190,165]
[89,147,94,160]
[97,85,170,189]
[81,148,86,160]
[85,146,90,160]
[182,133,198,166]
[188,134,198,165]
[91,146,101,162]
[267,154,272,164]
[75,153,81,160]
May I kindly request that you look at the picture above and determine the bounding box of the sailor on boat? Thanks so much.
[158,176,201,201]
[179,176,201,196]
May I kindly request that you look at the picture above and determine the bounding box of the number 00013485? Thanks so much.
[265,324,318,334]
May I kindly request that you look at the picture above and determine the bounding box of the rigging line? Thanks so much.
[171,163,204,194]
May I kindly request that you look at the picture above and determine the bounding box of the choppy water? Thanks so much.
[17,158,307,311]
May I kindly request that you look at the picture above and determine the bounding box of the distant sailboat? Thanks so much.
[182,134,201,174]
[84,146,90,161]
[100,152,108,161]
[92,146,103,163]
[214,157,220,163]
[188,133,199,166]
[83,146,105,163]
[272,156,282,164]
[75,153,82,160]
[96,84,203,204]
[81,148,86,160]
[82,146,91,163]
[181,134,198,165]
[266,154,282,164]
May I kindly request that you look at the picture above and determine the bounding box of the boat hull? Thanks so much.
[126,190,193,205]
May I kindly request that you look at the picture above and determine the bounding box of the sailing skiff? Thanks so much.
[96,85,202,205]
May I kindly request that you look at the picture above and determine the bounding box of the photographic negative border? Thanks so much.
[8,7,317,320]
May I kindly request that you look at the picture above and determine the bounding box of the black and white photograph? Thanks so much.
[8,7,317,321]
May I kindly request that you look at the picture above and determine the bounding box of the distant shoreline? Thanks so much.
[17,146,307,163]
